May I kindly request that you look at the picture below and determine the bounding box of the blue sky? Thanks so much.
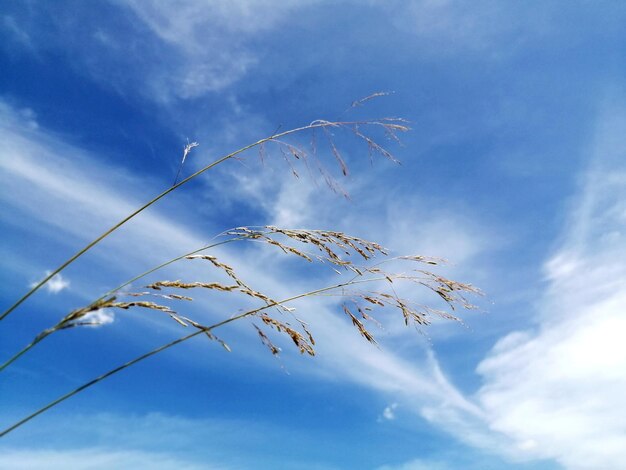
[1,1,626,469]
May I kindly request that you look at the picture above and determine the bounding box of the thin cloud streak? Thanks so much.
[475,103,626,469]
[0,449,211,470]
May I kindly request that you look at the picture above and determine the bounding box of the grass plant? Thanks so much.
[0,99,480,437]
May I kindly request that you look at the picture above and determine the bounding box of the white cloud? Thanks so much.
[81,309,116,327]
[30,271,70,294]
[381,402,398,421]
[44,273,70,294]
[474,104,626,469]
[2,1,325,104]
[384,0,556,56]
[109,0,321,102]
[1,14,34,50]
[0,101,208,268]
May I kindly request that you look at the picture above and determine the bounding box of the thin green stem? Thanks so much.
[0,238,245,373]
[0,120,357,322]
[0,276,385,438]
[0,330,205,438]
[0,334,49,373]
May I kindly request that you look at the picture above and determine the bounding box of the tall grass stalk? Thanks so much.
[0,119,405,322]
[0,276,387,438]
[0,104,478,439]
[0,225,479,436]
[0,237,245,373]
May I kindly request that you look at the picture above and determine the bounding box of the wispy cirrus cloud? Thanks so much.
[385,0,548,54]
[382,0,626,58]
[1,1,322,104]
[473,102,626,469]
[0,101,206,265]
[118,0,320,101]
[0,412,264,470]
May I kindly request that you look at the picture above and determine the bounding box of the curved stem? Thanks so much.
[0,237,246,373]
[95,238,241,303]
[0,330,205,438]
[0,334,50,373]
[0,276,384,438]
[0,120,351,322]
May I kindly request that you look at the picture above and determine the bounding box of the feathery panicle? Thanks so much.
[0,98,483,438]
[343,305,377,344]
[109,300,176,314]
[254,324,281,356]
[0,221,481,437]
[126,292,194,301]
[49,225,476,358]
[350,91,394,109]
[257,314,315,356]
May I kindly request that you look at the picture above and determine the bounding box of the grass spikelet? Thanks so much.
[185,255,241,280]
[398,255,444,265]
[261,227,388,267]
[363,295,385,306]
[293,316,315,346]
[47,297,119,334]
[109,301,176,314]
[258,314,315,356]
[209,333,232,352]
[263,239,313,262]
[350,91,394,109]
[351,125,400,164]
[342,305,377,344]
[239,286,281,308]
[159,254,288,311]
[173,140,200,186]
[146,280,240,292]
[126,292,194,301]
[279,145,299,178]
[322,127,349,176]
[254,324,281,355]
[353,303,383,330]
[396,300,429,327]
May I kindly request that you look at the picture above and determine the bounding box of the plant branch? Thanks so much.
[0,276,386,438]
[1,120,394,323]
[0,237,247,373]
